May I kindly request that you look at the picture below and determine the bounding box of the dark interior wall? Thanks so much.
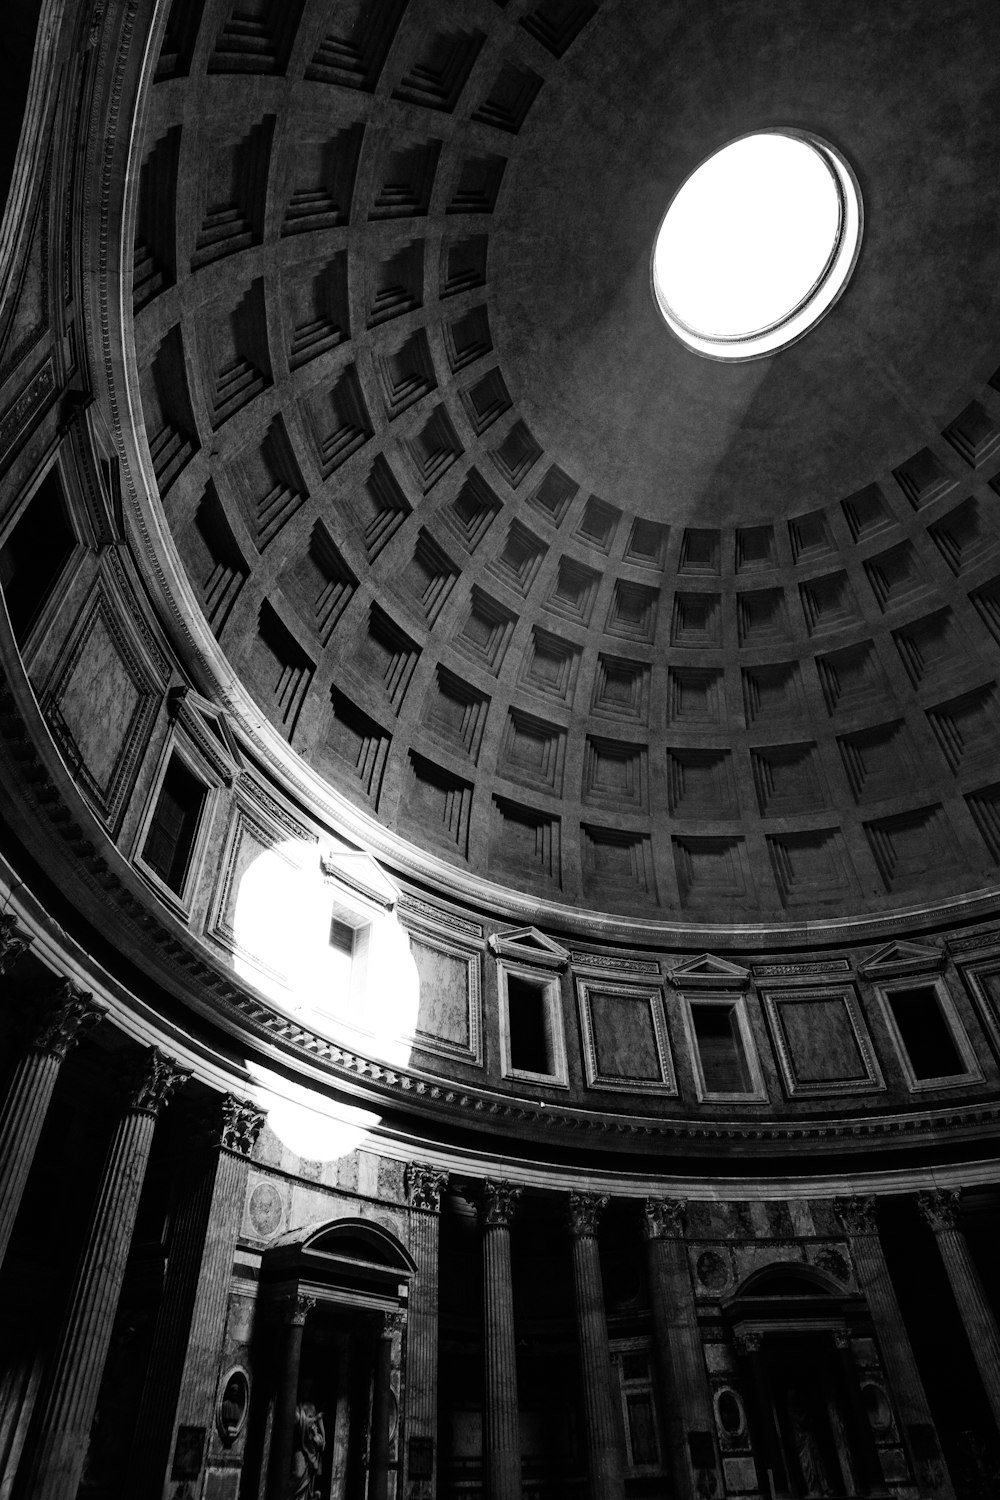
[0,1,43,222]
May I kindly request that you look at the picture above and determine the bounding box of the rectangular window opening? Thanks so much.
[888,985,964,1080]
[142,755,206,894]
[0,470,77,644]
[507,973,552,1075]
[691,1003,751,1094]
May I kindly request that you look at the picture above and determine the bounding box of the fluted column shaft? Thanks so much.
[405,1164,448,1498]
[479,1181,522,1500]
[22,1049,188,1500]
[0,982,105,1268]
[126,1095,266,1498]
[836,1196,954,1499]
[568,1195,625,1500]
[919,1189,1000,1438]
[266,1295,314,1500]
[643,1199,718,1500]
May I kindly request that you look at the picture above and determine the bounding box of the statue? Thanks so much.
[786,1386,833,1498]
[289,1401,325,1500]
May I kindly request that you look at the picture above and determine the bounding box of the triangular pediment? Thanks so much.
[168,687,243,785]
[320,849,398,914]
[666,953,750,989]
[488,926,570,969]
[858,940,944,978]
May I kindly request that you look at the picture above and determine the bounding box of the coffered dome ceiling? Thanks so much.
[132,0,1000,928]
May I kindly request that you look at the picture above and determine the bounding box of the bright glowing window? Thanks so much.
[651,131,862,360]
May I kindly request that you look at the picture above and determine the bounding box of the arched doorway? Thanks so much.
[725,1266,886,1498]
[252,1218,416,1500]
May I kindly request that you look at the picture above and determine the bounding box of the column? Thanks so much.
[918,1188,1000,1436]
[0,978,106,1268]
[567,1193,625,1500]
[21,1047,189,1500]
[835,1195,955,1498]
[404,1162,448,1498]
[642,1198,719,1500]
[265,1292,315,1500]
[477,1180,522,1500]
[126,1093,267,1498]
[370,1311,405,1500]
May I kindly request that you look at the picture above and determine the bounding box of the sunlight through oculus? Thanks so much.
[652,131,862,359]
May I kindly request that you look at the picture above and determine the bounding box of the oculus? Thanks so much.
[652,130,862,359]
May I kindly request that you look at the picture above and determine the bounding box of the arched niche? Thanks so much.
[723,1261,885,1499]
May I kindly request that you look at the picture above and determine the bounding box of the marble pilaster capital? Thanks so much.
[833,1329,852,1350]
[0,913,31,974]
[32,981,107,1059]
[218,1094,267,1157]
[478,1179,522,1229]
[405,1162,449,1212]
[834,1194,877,1237]
[734,1329,763,1355]
[126,1047,190,1117]
[916,1187,961,1233]
[642,1196,687,1240]
[286,1293,316,1327]
[567,1192,608,1238]
[380,1310,406,1338]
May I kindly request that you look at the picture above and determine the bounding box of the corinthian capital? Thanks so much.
[917,1187,961,1233]
[127,1047,190,1116]
[643,1196,687,1240]
[834,1195,877,1236]
[405,1162,449,1212]
[0,914,31,974]
[219,1094,268,1157]
[479,1179,522,1228]
[567,1192,608,1238]
[32,980,107,1059]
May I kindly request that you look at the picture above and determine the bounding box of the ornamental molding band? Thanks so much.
[32,980,107,1058]
[666,954,751,990]
[916,1187,961,1232]
[126,1047,190,1116]
[405,1163,450,1213]
[488,926,570,970]
[0,913,32,973]
[218,1095,268,1158]
[643,1197,687,1240]
[834,1194,877,1236]
[477,1179,522,1228]
[857,940,945,979]
[567,1192,608,1238]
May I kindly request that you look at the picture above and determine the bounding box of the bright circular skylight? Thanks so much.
[652,131,862,359]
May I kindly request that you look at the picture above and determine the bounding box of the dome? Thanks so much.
[125,0,1000,934]
[6,7,1000,1499]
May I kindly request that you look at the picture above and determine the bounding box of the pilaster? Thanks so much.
[917,1187,1000,1440]
[476,1179,522,1500]
[0,977,106,1268]
[405,1162,448,1499]
[21,1047,188,1500]
[126,1092,266,1499]
[642,1197,719,1500]
[567,1193,625,1500]
[835,1195,955,1497]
